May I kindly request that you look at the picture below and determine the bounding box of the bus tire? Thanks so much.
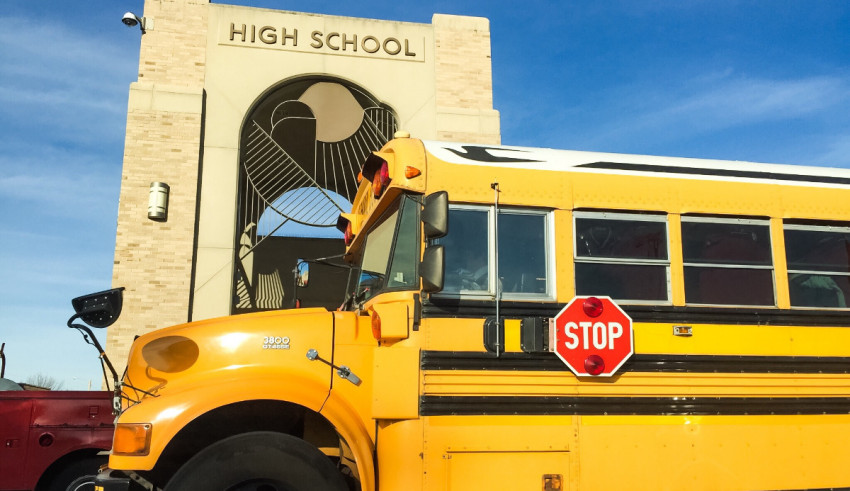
[64,473,99,491]
[42,455,106,491]
[165,431,348,491]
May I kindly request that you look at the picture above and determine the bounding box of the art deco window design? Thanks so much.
[233,77,398,312]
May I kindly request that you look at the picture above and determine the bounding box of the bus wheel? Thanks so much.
[165,431,349,491]
[65,473,99,491]
[44,455,106,491]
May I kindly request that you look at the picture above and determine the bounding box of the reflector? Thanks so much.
[371,311,382,339]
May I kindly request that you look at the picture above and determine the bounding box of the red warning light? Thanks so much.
[372,161,390,198]
[584,354,605,376]
[582,296,604,318]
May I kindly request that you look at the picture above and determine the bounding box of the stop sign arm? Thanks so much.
[551,296,634,377]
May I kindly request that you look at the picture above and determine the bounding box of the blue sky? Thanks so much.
[1,1,848,389]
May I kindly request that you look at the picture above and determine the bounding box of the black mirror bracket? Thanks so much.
[67,288,125,395]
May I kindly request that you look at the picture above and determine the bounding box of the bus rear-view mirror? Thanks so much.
[422,191,448,239]
[70,288,125,329]
[421,245,445,293]
[296,260,309,288]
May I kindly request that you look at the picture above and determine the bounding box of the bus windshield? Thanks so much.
[354,195,420,304]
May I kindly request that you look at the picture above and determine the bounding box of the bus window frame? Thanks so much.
[353,194,421,305]
[434,204,556,301]
[681,215,777,308]
[784,222,850,310]
[498,207,556,300]
[573,210,672,305]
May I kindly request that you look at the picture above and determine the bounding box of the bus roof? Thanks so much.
[422,140,850,189]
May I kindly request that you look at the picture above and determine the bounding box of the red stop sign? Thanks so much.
[552,296,633,377]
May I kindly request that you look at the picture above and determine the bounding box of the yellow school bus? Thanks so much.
[97,134,850,490]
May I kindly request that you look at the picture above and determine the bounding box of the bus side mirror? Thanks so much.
[296,260,309,288]
[421,245,444,293]
[422,191,448,239]
[70,287,125,328]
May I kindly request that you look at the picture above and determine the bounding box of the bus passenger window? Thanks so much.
[682,217,774,306]
[498,212,549,294]
[435,206,553,298]
[784,223,850,309]
[574,212,669,303]
[438,208,490,294]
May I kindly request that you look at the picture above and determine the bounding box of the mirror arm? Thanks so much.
[305,253,354,270]
[68,319,120,390]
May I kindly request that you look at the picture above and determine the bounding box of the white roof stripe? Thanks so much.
[422,140,850,188]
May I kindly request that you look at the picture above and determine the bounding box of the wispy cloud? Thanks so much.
[0,16,134,87]
[0,166,118,212]
[0,15,136,147]
[647,75,846,131]
[0,139,121,224]
[524,70,850,166]
[0,11,126,330]
[587,73,847,142]
[816,135,850,168]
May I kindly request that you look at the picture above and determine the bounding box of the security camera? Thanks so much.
[121,12,146,33]
[122,12,139,27]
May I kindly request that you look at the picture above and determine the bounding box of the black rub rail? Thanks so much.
[421,351,850,374]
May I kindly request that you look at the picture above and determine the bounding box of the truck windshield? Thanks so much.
[355,195,420,303]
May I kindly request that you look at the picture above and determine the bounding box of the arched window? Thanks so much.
[233,77,397,312]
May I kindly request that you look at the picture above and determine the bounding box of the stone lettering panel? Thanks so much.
[219,16,425,62]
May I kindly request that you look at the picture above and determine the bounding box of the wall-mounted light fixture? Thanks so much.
[122,12,148,34]
[148,182,170,221]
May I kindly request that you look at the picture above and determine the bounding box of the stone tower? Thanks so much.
[108,0,500,370]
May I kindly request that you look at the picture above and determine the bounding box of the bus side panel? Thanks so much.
[578,414,850,491]
[422,415,575,490]
[376,419,424,490]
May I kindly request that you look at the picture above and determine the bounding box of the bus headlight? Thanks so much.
[141,336,199,373]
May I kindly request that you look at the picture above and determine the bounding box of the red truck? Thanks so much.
[0,389,113,491]
[1,288,124,491]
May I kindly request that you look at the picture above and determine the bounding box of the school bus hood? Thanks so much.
[119,308,336,408]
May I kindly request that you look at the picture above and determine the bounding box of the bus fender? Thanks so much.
[109,371,331,471]
[320,388,377,491]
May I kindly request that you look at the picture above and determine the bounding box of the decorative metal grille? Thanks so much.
[233,78,397,312]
